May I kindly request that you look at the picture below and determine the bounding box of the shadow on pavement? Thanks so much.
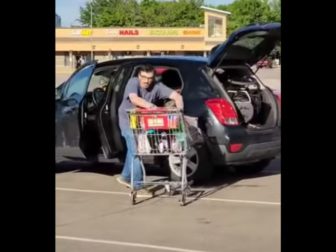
[181,158,281,205]
[55,158,123,176]
[56,157,280,206]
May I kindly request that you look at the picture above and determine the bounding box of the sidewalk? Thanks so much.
[55,67,73,75]
[256,67,281,91]
[55,66,75,86]
[56,73,71,86]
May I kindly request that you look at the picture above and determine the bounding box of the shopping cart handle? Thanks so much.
[129,108,182,113]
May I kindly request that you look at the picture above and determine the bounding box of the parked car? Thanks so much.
[56,23,281,183]
[256,58,273,68]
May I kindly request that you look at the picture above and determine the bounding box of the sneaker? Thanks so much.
[135,188,154,197]
[116,176,131,188]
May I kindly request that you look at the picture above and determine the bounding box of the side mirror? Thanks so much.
[55,88,62,100]
[55,91,61,100]
[55,82,64,100]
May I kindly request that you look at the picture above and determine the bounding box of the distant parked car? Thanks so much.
[257,58,273,68]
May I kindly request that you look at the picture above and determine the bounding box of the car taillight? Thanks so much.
[229,143,243,153]
[205,98,239,126]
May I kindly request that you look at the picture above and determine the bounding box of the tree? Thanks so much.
[138,0,160,27]
[217,0,280,35]
[80,0,140,27]
[78,0,280,36]
[268,0,281,22]
[79,0,204,28]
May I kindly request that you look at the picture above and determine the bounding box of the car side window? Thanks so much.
[183,67,219,99]
[63,65,95,102]
[87,67,119,92]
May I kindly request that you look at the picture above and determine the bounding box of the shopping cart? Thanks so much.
[127,108,191,206]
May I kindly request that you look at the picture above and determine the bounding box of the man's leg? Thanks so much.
[121,130,143,190]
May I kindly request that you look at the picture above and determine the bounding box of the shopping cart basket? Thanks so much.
[127,108,191,206]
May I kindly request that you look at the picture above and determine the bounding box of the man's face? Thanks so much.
[138,70,155,89]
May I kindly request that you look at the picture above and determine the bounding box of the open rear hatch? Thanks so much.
[207,23,281,129]
[208,23,281,69]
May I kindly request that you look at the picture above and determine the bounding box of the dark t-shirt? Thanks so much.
[118,77,173,130]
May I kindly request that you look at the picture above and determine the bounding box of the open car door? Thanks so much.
[55,63,96,160]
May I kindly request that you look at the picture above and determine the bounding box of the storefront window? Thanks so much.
[208,15,223,38]
[64,54,69,66]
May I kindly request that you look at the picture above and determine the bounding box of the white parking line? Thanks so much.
[56,235,207,252]
[57,187,128,196]
[56,187,280,205]
[201,197,280,206]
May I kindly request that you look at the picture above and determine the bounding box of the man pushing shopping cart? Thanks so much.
[117,64,184,203]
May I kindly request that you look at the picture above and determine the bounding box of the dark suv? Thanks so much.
[56,23,281,182]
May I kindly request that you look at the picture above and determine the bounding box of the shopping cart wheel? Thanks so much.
[169,189,175,196]
[164,184,171,194]
[180,193,186,206]
[131,191,136,205]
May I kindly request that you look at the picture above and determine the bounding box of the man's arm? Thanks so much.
[169,91,184,111]
[129,93,156,109]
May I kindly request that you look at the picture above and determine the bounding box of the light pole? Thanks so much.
[90,0,93,61]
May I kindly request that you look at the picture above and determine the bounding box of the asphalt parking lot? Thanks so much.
[56,156,280,252]
[56,65,281,252]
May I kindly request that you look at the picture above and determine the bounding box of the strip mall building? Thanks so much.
[55,6,230,71]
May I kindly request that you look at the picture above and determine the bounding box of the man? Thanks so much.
[117,64,183,193]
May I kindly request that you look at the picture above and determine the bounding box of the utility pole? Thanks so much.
[90,0,93,60]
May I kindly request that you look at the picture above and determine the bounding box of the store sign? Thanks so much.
[147,29,202,36]
[81,29,92,36]
[182,30,201,35]
[105,28,203,37]
[148,30,179,36]
[106,29,119,36]
[119,29,139,36]
[71,29,92,36]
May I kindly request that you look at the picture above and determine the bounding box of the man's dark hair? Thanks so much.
[138,64,155,74]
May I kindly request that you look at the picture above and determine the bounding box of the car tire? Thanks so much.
[167,144,213,184]
[233,158,272,174]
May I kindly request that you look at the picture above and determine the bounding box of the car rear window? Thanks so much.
[182,66,220,99]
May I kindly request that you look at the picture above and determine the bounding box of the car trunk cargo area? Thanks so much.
[214,66,278,130]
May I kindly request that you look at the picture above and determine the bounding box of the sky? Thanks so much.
[56,0,234,27]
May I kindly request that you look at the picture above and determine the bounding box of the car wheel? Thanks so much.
[233,158,272,174]
[168,144,213,183]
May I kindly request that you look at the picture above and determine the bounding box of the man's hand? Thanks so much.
[148,104,157,109]
[129,93,156,109]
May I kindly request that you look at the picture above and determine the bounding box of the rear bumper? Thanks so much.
[209,140,281,165]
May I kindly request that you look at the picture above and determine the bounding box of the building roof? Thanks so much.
[200,6,231,15]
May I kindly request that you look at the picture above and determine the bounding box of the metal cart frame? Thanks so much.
[127,108,191,206]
